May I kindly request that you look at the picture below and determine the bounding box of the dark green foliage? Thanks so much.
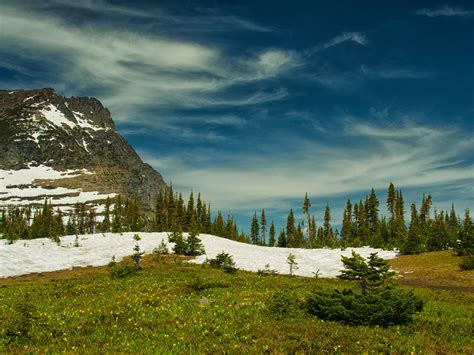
[268,221,276,247]
[267,290,302,319]
[108,262,138,279]
[250,211,259,245]
[306,286,424,327]
[185,230,205,256]
[338,251,395,294]
[187,277,229,292]
[459,255,474,270]
[307,251,423,327]
[257,264,279,276]
[131,234,144,269]
[208,252,238,274]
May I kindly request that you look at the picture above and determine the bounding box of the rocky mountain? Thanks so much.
[0,88,166,210]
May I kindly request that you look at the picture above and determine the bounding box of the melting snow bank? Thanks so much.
[0,233,398,278]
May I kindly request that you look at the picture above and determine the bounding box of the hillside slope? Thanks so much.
[0,88,165,209]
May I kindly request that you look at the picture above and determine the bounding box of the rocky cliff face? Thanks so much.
[0,88,166,209]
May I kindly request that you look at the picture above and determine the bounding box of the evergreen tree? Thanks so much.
[260,209,267,245]
[277,230,287,247]
[302,193,311,241]
[250,211,259,245]
[309,215,317,248]
[366,188,381,246]
[186,191,195,231]
[286,209,295,246]
[341,199,353,244]
[101,197,111,233]
[323,204,332,244]
[268,221,276,247]
[401,203,423,255]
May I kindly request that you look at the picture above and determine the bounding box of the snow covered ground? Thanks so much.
[0,164,115,206]
[0,233,398,279]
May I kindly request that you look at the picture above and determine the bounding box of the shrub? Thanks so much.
[266,290,303,319]
[306,251,424,327]
[208,252,238,274]
[459,255,474,271]
[306,286,424,327]
[257,264,279,276]
[108,263,138,279]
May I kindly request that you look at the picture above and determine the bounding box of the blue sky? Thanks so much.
[0,0,473,231]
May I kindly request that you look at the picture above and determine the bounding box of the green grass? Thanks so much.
[0,253,473,353]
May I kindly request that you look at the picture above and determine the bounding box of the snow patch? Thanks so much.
[0,233,398,278]
[40,104,75,129]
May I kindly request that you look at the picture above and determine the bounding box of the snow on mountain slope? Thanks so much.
[0,164,116,205]
[0,233,398,278]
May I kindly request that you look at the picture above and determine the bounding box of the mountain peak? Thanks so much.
[0,89,165,210]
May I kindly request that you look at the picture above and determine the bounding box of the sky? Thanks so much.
[0,0,473,232]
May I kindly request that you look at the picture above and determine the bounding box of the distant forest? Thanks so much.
[0,183,472,256]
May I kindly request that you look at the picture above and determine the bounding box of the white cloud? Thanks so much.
[306,32,367,56]
[0,3,295,121]
[414,5,474,17]
[141,120,474,213]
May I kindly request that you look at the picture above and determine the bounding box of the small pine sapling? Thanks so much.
[131,234,144,269]
[338,251,395,295]
[287,253,298,276]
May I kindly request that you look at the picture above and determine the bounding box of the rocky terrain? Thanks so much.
[0,88,166,209]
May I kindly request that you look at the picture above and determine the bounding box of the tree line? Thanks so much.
[246,182,473,255]
[1,182,472,257]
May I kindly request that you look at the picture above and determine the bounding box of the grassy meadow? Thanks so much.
[0,251,472,353]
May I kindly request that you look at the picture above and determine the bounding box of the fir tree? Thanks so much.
[277,230,287,247]
[260,209,267,245]
[250,211,259,245]
[286,209,295,246]
[302,193,311,241]
[323,204,332,244]
[401,203,423,255]
[268,221,276,246]
[341,199,353,243]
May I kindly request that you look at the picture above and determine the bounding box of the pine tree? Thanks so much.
[366,188,381,246]
[286,209,295,246]
[341,199,353,244]
[309,215,317,248]
[268,221,276,246]
[186,191,195,231]
[387,182,396,221]
[302,193,311,241]
[212,211,225,237]
[101,197,111,233]
[323,204,332,244]
[401,203,423,254]
[277,230,287,247]
[260,209,267,245]
[250,211,259,245]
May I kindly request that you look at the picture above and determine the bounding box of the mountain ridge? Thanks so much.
[0,88,166,209]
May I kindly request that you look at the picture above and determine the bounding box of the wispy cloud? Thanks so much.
[305,32,367,56]
[414,5,474,18]
[0,2,294,121]
[141,119,474,212]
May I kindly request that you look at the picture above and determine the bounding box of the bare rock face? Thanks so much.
[0,88,166,208]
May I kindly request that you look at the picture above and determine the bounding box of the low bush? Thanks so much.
[459,255,474,270]
[108,263,138,279]
[306,286,424,327]
[208,252,238,274]
[266,290,303,319]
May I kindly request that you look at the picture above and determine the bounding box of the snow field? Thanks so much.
[0,232,398,278]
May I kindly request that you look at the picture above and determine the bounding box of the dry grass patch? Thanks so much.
[390,251,474,291]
